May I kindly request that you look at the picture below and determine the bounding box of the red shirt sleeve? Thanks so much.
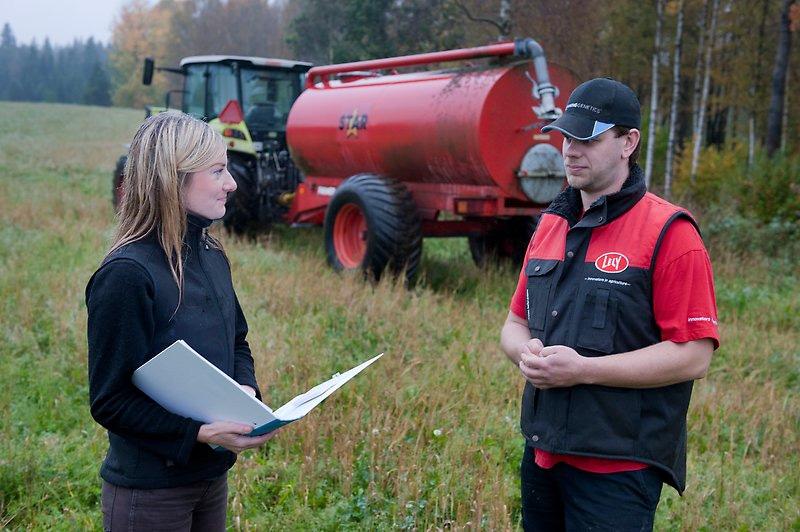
[652,218,720,349]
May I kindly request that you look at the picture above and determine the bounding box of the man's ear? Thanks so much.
[623,129,641,159]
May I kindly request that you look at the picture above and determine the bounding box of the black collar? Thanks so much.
[545,164,647,228]
[185,213,213,248]
[187,213,213,231]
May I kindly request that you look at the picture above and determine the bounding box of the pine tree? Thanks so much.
[39,38,57,102]
[0,23,16,100]
[1,23,15,48]
[84,60,112,106]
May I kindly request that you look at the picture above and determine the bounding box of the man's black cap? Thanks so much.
[542,78,641,140]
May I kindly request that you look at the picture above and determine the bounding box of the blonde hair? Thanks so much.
[107,110,226,300]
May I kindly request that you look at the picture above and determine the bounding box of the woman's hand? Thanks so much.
[196,421,277,453]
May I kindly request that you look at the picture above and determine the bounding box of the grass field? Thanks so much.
[0,101,797,530]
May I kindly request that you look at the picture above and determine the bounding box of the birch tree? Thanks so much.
[765,0,795,156]
[748,0,771,168]
[781,69,790,152]
[691,0,709,134]
[645,0,665,187]
[454,0,512,40]
[664,0,684,199]
[499,0,512,40]
[690,0,720,183]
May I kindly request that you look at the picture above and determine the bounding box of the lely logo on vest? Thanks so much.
[595,252,629,273]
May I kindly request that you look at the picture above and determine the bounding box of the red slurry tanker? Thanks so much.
[117,39,576,282]
[286,39,575,281]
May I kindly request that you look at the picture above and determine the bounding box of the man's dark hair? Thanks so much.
[613,126,641,169]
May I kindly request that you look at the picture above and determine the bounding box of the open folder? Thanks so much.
[132,340,383,438]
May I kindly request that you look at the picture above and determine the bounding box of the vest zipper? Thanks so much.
[195,227,234,375]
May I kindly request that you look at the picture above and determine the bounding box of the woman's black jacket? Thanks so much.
[86,215,261,489]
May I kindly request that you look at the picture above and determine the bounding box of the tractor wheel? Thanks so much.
[112,155,127,212]
[222,156,262,235]
[324,174,422,284]
[468,216,538,268]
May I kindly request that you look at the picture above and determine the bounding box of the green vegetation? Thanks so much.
[0,102,797,530]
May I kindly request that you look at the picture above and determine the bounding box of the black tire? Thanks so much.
[112,155,127,212]
[324,174,422,284]
[468,216,538,268]
[222,155,262,236]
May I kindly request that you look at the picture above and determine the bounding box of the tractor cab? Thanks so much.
[144,55,312,155]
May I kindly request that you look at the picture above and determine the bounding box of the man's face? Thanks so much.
[561,129,635,196]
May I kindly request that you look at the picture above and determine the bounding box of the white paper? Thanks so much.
[274,353,383,419]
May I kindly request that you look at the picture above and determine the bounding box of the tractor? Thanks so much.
[113,54,312,234]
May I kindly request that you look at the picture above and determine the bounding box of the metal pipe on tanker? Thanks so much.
[514,38,561,121]
[305,37,562,125]
[305,42,519,88]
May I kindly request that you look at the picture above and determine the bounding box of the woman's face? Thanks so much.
[183,154,237,220]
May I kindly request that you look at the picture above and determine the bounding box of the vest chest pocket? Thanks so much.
[576,287,619,354]
[525,259,560,332]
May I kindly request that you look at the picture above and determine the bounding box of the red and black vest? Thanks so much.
[521,165,697,492]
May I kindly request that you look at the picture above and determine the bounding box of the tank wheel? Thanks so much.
[468,216,538,268]
[112,155,126,212]
[324,174,422,284]
[222,155,263,236]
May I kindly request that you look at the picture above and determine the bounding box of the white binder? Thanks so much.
[132,340,383,437]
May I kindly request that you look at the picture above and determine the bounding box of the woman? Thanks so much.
[86,111,273,530]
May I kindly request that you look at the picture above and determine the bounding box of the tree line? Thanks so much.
[1,0,797,204]
[0,23,112,106]
[4,0,797,160]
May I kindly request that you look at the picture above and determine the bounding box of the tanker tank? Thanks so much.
[286,61,576,204]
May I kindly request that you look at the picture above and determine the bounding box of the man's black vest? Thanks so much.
[521,167,697,492]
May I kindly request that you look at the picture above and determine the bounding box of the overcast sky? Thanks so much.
[2,0,133,46]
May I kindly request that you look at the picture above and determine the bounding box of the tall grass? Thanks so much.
[0,102,797,530]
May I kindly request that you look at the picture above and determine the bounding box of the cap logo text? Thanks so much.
[595,252,629,273]
[567,102,602,114]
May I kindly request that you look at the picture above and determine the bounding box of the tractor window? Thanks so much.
[207,63,238,120]
[240,67,302,132]
[183,65,206,118]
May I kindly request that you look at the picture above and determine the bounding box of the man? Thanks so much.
[500,78,719,531]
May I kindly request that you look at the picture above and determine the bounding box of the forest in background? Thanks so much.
[0,24,112,106]
[1,0,798,245]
